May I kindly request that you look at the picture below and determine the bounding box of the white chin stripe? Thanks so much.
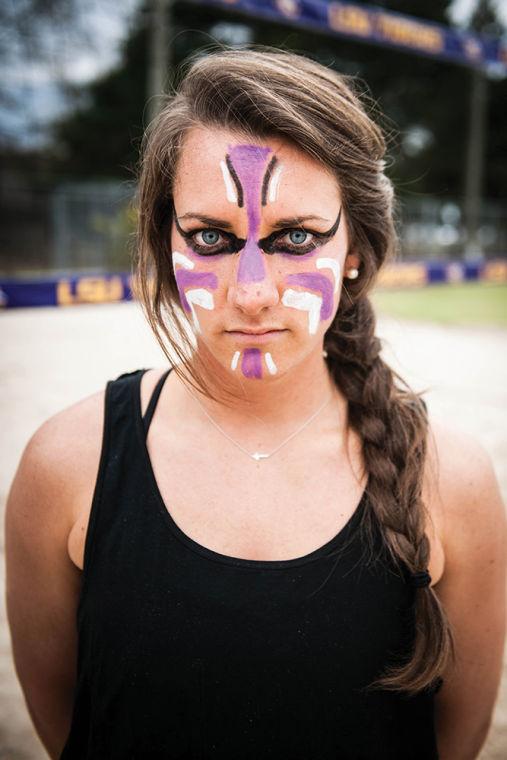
[220,160,238,204]
[282,289,322,335]
[186,288,215,333]
[264,352,277,375]
[172,251,194,270]
[316,258,341,294]
[231,351,240,371]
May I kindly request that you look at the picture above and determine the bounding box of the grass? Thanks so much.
[370,281,507,327]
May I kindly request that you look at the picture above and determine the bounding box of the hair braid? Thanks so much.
[325,296,454,695]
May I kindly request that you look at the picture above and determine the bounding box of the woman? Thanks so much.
[5,48,506,759]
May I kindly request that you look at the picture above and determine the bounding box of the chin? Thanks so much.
[227,347,281,380]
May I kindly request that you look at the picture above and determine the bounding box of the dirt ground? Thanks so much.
[1,301,506,759]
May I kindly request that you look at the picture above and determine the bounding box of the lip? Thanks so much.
[225,329,288,345]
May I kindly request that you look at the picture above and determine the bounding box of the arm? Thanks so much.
[428,422,507,759]
[5,414,89,759]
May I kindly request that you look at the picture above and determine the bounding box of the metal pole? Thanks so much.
[147,0,171,124]
[463,66,487,259]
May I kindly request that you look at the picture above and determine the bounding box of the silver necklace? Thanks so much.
[186,388,333,462]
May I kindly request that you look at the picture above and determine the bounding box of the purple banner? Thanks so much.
[0,273,133,309]
[199,0,507,72]
[1,262,506,308]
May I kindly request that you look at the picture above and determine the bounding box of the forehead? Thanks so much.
[172,126,341,210]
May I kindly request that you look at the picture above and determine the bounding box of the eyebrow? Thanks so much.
[175,213,331,230]
[270,215,331,229]
[176,213,235,230]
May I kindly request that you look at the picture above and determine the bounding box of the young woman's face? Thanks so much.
[171,127,357,381]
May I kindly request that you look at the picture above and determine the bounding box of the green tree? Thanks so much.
[50,18,149,178]
[47,0,506,202]
[468,0,507,199]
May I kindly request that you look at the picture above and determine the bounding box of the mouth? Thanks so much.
[225,328,288,345]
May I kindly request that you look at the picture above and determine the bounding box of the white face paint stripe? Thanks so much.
[316,258,341,294]
[264,352,277,375]
[268,164,283,203]
[282,289,322,335]
[186,288,215,333]
[231,351,240,371]
[220,160,238,203]
[172,251,194,270]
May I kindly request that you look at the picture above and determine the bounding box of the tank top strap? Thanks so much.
[142,368,172,436]
[78,368,148,609]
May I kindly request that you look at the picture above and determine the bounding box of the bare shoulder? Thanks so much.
[13,368,167,527]
[421,415,506,749]
[5,384,116,748]
[423,413,506,575]
[17,369,167,566]
[9,387,107,537]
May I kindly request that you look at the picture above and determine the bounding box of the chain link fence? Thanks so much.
[1,181,506,276]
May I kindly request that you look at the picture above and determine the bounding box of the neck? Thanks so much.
[176,342,346,442]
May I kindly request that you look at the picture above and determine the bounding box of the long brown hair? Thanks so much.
[132,45,454,696]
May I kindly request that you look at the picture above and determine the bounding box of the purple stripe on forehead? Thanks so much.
[285,272,335,320]
[228,144,272,283]
[175,270,218,313]
[241,348,263,379]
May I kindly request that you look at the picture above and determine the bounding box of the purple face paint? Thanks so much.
[228,144,272,283]
[241,348,263,379]
[285,272,335,320]
[186,244,230,263]
[278,248,319,262]
[175,270,218,313]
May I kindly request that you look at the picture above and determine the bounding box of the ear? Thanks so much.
[344,252,360,270]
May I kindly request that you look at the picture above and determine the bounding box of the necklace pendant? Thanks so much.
[252,452,269,461]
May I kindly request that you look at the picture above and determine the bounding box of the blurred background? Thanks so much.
[1,1,506,758]
[0,0,506,284]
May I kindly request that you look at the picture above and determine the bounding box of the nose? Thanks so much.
[228,262,280,315]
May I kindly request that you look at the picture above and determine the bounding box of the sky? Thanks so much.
[1,0,140,147]
[452,0,507,26]
[1,0,506,149]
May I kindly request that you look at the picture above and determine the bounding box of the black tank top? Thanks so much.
[61,367,440,759]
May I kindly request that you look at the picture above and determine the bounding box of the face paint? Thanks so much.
[220,160,238,203]
[267,163,283,203]
[259,208,342,257]
[227,144,272,283]
[316,258,341,294]
[231,349,276,378]
[173,261,218,329]
[285,272,334,321]
[231,350,241,371]
[282,289,322,335]
[241,347,263,379]
[186,288,215,333]
[172,251,194,270]
[261,156,282,206]
[173,130,345,378]
[264,352,278,375]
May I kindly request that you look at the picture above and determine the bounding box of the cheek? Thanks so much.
[279,254,341,335]
[315,258,341,295]
[172,248,226,330]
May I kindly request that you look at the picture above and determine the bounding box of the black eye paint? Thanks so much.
[225,155,244,208]
[258,207,342,255]
[261,156,278,207]
[172,206,342,257]
[173,213,245,256]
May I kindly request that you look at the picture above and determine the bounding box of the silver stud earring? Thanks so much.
[345,267,359,279]
[322,349,328,358]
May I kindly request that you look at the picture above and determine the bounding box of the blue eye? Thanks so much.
[199,230,221,245]
[288,230,308,245]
